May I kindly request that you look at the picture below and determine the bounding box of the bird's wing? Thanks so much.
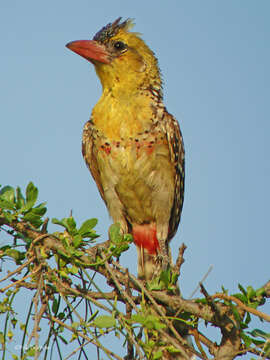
[82,120,106,201]
[163,111,185,240]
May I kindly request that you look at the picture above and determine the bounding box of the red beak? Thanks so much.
[66,40,110,64]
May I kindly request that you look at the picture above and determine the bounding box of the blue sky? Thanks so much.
[1,0,270,358]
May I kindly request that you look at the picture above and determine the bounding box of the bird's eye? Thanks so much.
[114,41,127,51]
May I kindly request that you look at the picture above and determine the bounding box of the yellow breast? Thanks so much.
[92,88,155,140]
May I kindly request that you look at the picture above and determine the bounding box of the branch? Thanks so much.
[49,315,123,360]
[2,209,270,360]
[212,293,270,322]
[263,280,270,298]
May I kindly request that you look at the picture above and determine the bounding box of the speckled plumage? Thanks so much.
[67,18,185,279]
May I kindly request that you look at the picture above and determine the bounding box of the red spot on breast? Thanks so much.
[132,224,159,255]
[146,145,154,155]
[104,146,111,155]
[100,144,111,155]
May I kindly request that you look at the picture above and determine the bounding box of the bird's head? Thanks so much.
[66,18,162,95]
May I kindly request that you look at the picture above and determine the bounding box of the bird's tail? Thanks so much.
[136,245,159,280]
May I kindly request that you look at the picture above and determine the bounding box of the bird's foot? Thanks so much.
[158,238,169,271]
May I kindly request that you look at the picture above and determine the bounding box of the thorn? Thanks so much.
[41,218,49,233]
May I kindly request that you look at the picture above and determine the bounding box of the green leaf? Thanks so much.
[58,335,68,344]
[31,203,47,216]
[233,293,246,303]
[59,270,69,278]
[256,287,266,297]
[88,310,99,323]
[23,212,43,228]
[131,314,145,323]
[148,276,164,291]
[5,249,25,263]
[58,312,65,320]
[153,350,163,359]
[112,242,130,257]
[78,218,98,236]
[160,269,171,287]
[244,312,251,325]
[15,186,25,209]
[52,297,60,315]
[52,217,66,228]
[25,182,38,208]
[69,265,79,274]
[147,270,177,291]
[167,345,181,354]
[123,233,133,243]
[238,283,247,296]
[265,342,270,356]
[107,223,131,258]
[0,186,15,203]
[11,317,17,328]
[152,320,166,330]
[71,333,78,341]
[2,211,15,222]
[131,314,166,330]
[73,234,82,248]
[249,329,270,340]
[93,315,116,329]
[240,332,252,347]
[251,338,265,346]
[67,217,77,232]
[109,223,122,243]
[26,346,36,356]
[52,217,77,234]
[171,271,179,285]
[247,286,256,300]
[221,286,228,294]
[0,332,4,345]
[231,304,241,325]
[0,199,15,210]
[73,250,84,257]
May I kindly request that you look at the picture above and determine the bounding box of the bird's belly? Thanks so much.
[96,138,174,225]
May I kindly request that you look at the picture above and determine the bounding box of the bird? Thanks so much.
[66,18,185,280]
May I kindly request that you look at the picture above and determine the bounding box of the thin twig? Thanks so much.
[0,256,34,283]
[200,283,222,323]
[64,340,91,360]
[101,255,144,360]
[188,328,218,357]
[103,256,138,313]
[113,260,199,352]
[49,315,123,360]
[260,338,270,358]
[28,233,52,253]
[26,275,46,355]
[124,268,134,360]
[235,346,270,359]
[173,243,187,276]
[159,329,191,360]
[52,271,113,314]
[188,328,209,359]
[128,272,203,359]
[212,293,270,322]
[64,293,88,325]
[0,264,42,293]
[41,218,49,233]
[263,280,270,298]
[189,265,213,299]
